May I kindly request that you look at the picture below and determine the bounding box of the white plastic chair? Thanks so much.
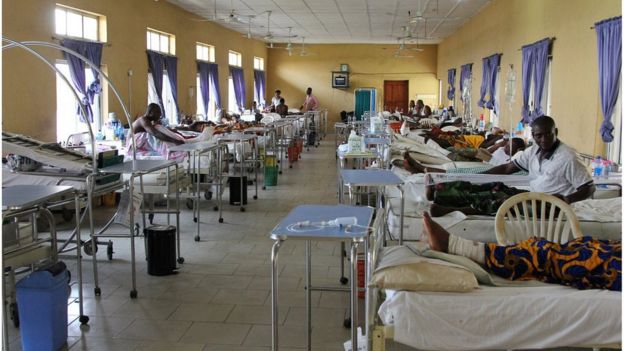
[494,192,583,246]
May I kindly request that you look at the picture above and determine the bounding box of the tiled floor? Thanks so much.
[7,137,357,350]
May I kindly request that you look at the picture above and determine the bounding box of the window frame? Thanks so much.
[229,50,242,67]
[147,28,176,55]
[55,5,103,42]
[253,57,264,71]
[196,42,215,63]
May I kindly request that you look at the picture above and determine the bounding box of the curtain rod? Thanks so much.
[517,37,555,51]
[51,36,111,46]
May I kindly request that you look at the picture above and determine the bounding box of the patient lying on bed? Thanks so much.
[422,212,621,291]
[402,137,526,174]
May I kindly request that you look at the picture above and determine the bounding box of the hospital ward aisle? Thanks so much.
[6,139,357,351]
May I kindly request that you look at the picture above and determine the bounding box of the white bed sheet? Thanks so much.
[378,286,621,350]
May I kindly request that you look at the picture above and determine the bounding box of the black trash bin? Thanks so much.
[145,225,177,276]
[229,176,248,205]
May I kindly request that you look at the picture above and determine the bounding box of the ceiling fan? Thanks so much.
[190,0,250,25]
[297,37,317,57]
[408,0,461,24]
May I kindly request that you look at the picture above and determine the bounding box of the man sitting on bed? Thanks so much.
[422,211,621,291]
[428,116,595,216]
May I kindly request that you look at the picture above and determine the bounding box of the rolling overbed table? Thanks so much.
[99,159,182,298]
[270,204,374,351]
[169,141,227,241]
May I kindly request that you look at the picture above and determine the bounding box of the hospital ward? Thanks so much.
[2,0,623,350]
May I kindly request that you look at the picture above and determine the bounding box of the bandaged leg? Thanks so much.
[448,235,485,264]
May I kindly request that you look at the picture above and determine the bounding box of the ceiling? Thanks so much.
[166,0,491,44]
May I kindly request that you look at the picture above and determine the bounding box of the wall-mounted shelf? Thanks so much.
[332,71,349,89]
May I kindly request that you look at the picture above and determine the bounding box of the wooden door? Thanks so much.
[384,80,409,114]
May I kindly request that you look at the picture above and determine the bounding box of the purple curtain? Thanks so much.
[197,62,211,117]
[61,39,103,123]
[208,63,222,113]
[520,38,552,124]
[459,63,472,103]
[253,70,266,107]
[596,16,622,142]
[477,56,490,108]
[146,50,165,119]
[164,55,179,122]
[485,53,501,114]
[230,66,246,112]
[530,39,551,120]
[447,68,456,100]
[520,45,534,124]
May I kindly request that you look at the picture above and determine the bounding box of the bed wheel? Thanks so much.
[340,277,348,285]
[94,287,101,296]
[213,206,219,211]
[204,191,213,200]
[253,195,258,200]
[130,290,138,299]
[289,165,292,169]
[240,207,245,212]
[193,217,198,223]
[186,198,193,209]
[107,241,114,261]
[219,218,224,223]
[177,257,185,264]
[343,318,351,328]
[262,186,266,190]
[83,240,97,256]
[79,315,89,325]
[194,236,200,242]
[279,171,283,175]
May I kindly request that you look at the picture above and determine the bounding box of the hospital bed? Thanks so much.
[365,209,622,351]
[384,171,622,244]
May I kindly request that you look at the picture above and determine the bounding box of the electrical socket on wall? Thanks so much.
[127,69,133,77]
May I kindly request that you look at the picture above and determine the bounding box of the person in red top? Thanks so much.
[300,87,319,112]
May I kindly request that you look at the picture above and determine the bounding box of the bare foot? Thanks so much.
[403,151,426,173]
[422,212,450,252]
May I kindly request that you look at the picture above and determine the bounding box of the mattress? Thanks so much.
[378,286,621,350]
[386,197,623,242]
[2,165,122,193]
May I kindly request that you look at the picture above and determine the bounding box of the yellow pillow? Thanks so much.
[370,256,478,292]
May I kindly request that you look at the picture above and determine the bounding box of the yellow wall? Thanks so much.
[437,0,621,155]
[267,44,439,125]
[2,0,268,142]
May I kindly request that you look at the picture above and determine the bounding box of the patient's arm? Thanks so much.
[141,120,184,145]
[559,183,596,204]
[481,162,519,175]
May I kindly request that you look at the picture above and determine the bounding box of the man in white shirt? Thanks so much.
[270,90,282,110]
[429,116,594,216]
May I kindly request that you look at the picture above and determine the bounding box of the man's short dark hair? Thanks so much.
[280,98,285,103]
[275,90,281,94]
[510,137,526,150]
[530,115,556,130]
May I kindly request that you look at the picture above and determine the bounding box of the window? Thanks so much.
[148,72,178,126]
[229,50,242,67]
[253,57,264,71]
[147,29,175,55]
[606,86,622,164]
[55,6,103,41]
[196,76,217,121]
[56,62,101,143]
[228,76,238,113]
[196,43,215,62]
